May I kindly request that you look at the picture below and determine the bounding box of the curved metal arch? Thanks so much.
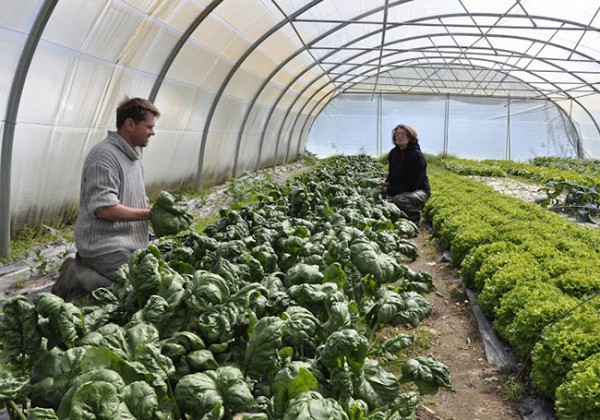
[195,0,324,190]
[294,57,595,161]
[323,28,600,98]
[335,45,596,97]
[0,0,59,257]
[281,26,600,160]
[148,0,224,102]
[288,40,596,160]
[248,9,600,170]
[250,0,415,168]
[357,12,600,95]
[328,36,600,134]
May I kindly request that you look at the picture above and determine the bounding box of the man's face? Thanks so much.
[130,114,156,148]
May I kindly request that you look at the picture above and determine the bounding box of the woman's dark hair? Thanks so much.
[116,97,160,129]
[391,124,419,145]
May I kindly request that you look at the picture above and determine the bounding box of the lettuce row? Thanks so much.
[425,162,600,414]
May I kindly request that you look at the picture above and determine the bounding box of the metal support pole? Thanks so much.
[377,93,383,156]
[506,97,512,160]
[443,94,450,155]
[0,0,58,257]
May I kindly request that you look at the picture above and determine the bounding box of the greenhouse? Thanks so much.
[1,1,600,419]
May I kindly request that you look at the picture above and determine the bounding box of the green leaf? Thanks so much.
[323,262,348,288]
[68,381,133,419]
[243,316,285,379]
[151,191,193,237]
[0,367,28,402]
[282,391,349,420]
[175,367,253,418]
[320,329,369,375]
[122,381,159,419]
[400,357,451,395]
[0,295,42,360]
[272,362,319,418]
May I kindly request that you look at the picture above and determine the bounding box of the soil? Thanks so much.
[407,226,522,419]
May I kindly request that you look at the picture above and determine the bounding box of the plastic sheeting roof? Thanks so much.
[2,0,600,256]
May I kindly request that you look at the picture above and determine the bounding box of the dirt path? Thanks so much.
[408,226,522,420]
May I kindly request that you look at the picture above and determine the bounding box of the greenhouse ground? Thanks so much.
[408,229,523,420]
[0,166,579,419]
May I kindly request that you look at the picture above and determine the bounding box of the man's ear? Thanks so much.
[123,117,135,131]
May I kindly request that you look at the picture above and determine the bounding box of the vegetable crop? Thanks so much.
[0,155,450,419]
[424,160,600,419]
[151,191,194,237]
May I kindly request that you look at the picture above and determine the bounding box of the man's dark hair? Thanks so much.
[116,97,160,129]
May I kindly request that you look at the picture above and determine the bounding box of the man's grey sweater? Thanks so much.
[74,131,149,258]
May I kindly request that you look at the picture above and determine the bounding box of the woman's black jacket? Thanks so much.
[385,143,430,196]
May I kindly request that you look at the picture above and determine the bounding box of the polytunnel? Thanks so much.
[2,0,600,257]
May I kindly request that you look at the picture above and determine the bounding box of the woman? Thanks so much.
[379,124,430,223]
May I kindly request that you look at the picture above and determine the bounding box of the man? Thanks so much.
[53,97,160,299]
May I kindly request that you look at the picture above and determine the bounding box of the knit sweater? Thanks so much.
[74,131,149,258]
[385,143,430,196]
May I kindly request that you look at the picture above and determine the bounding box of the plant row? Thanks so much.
[430,155,598,186]
[431,155,600,223]
[424,164,600,419]
[531,156,600,179]
[0,155,450,419]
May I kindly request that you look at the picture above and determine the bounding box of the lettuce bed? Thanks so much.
[424,163,600,418]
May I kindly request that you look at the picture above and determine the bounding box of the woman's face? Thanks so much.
[394,128,409,149]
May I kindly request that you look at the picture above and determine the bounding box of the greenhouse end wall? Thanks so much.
[306,93,580,161]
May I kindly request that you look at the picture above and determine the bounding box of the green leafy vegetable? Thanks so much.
[400,357,451,395]
[175,366,254,418]
[151,191,193,237]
